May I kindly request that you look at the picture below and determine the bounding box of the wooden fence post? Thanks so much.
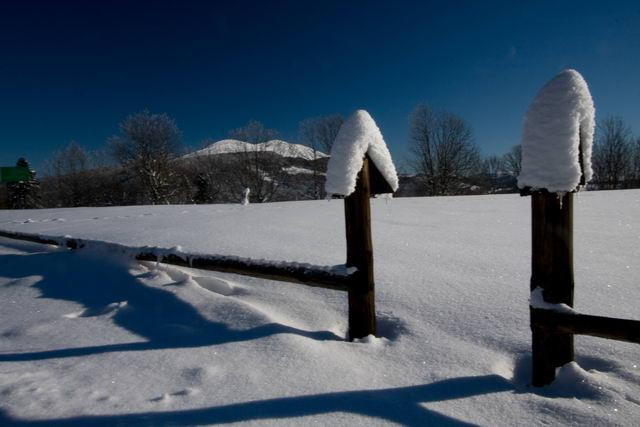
[530,191,575,386]
[344,156,376,340]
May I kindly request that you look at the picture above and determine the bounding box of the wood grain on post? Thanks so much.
[530,190,575,386]
[344,156,376,340]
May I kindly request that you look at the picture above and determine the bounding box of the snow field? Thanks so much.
[0,190,639,425]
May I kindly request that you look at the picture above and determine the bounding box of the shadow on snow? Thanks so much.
[0,238,339,362]
[0,238,515,425]
[0,374,513,426]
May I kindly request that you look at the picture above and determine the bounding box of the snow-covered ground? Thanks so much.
[0,191,638,425]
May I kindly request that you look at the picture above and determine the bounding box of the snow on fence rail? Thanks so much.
[0,229,355,291]
[521,70,640,387]
[0,109,398,342]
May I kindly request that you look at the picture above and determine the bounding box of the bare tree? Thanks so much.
[45,141,90,207]
[503,145,522,177]
[480,155,506,193]
[632,138,640,187]
[298,114,343,154]
[229,120,279,144]
[298,113,343,198]
[227,120,284,203]
[408,104,481,196]
[181,154,229,204]
[482,155,505,177]
[109,110,182,204]
[592,116,633,189]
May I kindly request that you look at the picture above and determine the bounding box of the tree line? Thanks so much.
[406,104,640,196]
[0,111,340,208]
[1,107,638,209]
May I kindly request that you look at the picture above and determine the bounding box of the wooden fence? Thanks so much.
[0,155,390,341]
[2,154,637,386]
[527,190,640,386]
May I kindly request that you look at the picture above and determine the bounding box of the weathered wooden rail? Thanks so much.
[0,227,354,292]
[0,155,392,341]
[136,252,353,292]
[531,308,640,345]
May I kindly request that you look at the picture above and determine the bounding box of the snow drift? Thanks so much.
[518,69,595,193]
[324,110,399,197]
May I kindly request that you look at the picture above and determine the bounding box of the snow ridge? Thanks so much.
[518,69,595,193]
[184,139,328,161]
[325,110,399,196]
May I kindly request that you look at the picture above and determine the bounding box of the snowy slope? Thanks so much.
[1,191,639,425]
[184,139,328,161]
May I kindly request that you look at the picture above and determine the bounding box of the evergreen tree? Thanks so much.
[7,158,41,209]
[193,173,212,204]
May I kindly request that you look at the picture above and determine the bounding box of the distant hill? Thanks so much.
[184,139,329,161]
[179,138,330,203]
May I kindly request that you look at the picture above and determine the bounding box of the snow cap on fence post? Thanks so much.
[325,109,399,197]
[518,69,595,194]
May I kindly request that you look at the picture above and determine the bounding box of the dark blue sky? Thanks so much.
[1,0,639,173]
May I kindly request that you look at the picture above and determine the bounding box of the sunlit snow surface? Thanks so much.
[0,191,639,425]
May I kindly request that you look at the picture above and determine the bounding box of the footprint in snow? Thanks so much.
[137,269,173,284]
[171,388,197,397]
[150,388,197,403]
[376,310,409,341]
[159,268,191,284]
[40,218,65,223]
[150,393,170,403]
[180,366,215,384]
[89,390,113,403]
[192,276,235,296]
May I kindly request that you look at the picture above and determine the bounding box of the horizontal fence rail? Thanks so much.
[0,229,355,292]
[531,308,640,344]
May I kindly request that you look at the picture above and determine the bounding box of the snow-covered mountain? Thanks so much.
[184,139,329,161]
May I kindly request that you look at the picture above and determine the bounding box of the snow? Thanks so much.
[545,361,640,411]
[530,287,577,314]
[184,139,328,161]
[1,190,639,425]
[325,110,399,196]
[241,188,250,206]
[283,166,317,175]
[0,229,358,280]
[518,69,595,193]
